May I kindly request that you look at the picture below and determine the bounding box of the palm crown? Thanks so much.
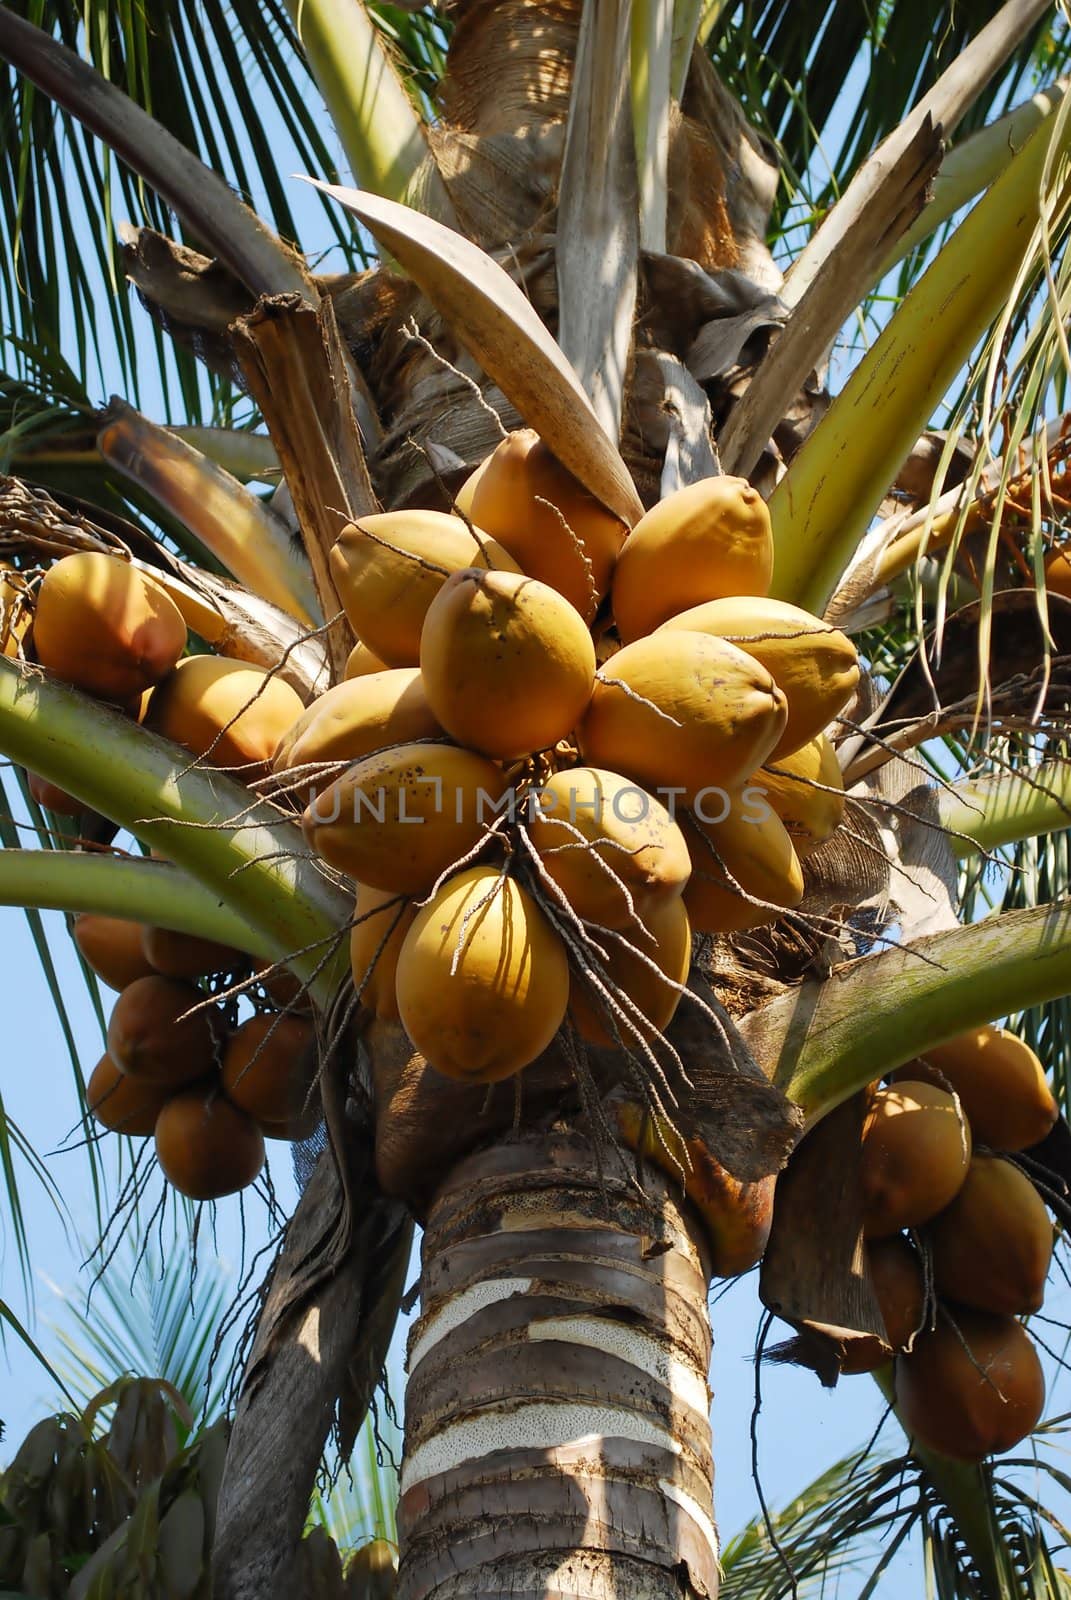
[1,3,1071,1597]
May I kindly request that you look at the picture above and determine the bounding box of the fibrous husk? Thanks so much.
[760,1094,887,1386]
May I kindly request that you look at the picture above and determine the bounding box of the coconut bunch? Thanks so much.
[77,913,319,1199]
[8,549,323,1199]
[281,427,860,1087]
[839,1023,1059,1462]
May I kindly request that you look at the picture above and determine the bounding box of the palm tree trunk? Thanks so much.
[396,1128,719,1600]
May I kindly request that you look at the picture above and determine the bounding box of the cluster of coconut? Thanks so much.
[845,1024,1058,1462]
[18,552,316,1199]
[75,914,318,1199]
[277,429,859,1085]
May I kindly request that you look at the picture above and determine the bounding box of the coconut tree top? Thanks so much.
[2,3,1071,1597]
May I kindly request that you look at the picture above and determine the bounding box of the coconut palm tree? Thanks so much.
[2,2,1071,1597]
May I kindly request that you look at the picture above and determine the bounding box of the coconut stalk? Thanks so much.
[0,850,267,953]
[280,0,456,224]
[557,0,639,440]
[782,0,1054,309]
[939,762,1071,855]
[767,110,1071,616]
[167,427,281,484]
[0,659,350,1006]
[0,7,310,301]
[631,0,673,253]
[95,403,320,626]
[871,1367,1012,1597]
[741,902,1071,1121]
[880,77,1071,278]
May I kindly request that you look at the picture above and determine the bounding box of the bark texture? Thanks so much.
[212,1145,411,1600]
[397,1129,718,1600]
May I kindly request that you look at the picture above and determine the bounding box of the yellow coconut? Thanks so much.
[570,895,692,1049]
[303,742,510,895]
[419,569,596,759]
[578,630,787,803]
[929,1154,1053,1316]
[895,1310,1045,1462]
[903,1026,1058,1152]
[527,767,690,929]
[148,655,305,774]
[272,669,441,785]
[611,476,774,642]
[350,885,416,1020]
[344,640,389,679]
[395,865,569,1082]
[660,596,859,758]
[685,790,804,916]
[33,552,187,702]
[681,830,779,935]
[860,1081,971,1237]
[752,732,845,856]
[329,510,521,668]
[454,430,627,621]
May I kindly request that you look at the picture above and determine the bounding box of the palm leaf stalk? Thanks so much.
[0,659,350,1005]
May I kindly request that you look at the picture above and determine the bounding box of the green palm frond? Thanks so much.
[0,0,374,420]
[708,2,1070,244]
[47,1243,236,1441]
[720,1445,907,1598]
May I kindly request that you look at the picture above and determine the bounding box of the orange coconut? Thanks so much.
[903,1026,1057,1152]
[611,476,774,641]
[455,429,626,621]
[578,631,787,803]
[419,568,596,759]
[344,640,389,679]
[140,927,249,980]
[303,742,510,896]
[840,1236,928,1375]
[329,510,521,667]
[660,596,859,758]
[221,1013,318,1131]
[72,913,158,991]
[148,655,304,774]
[86,1053,174,1137]
[33,552,187,702]
[272,668,441,783]
[106,975,224,1087]
[929,1154,1053,1316]
[752,732,845,856]
[350,886,415,1021]
[527,767,690,929]
[895,1309,1045,1461]
[154,1087,265,1200]
[860,1081,971,1237]
[570,894,692,1049]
